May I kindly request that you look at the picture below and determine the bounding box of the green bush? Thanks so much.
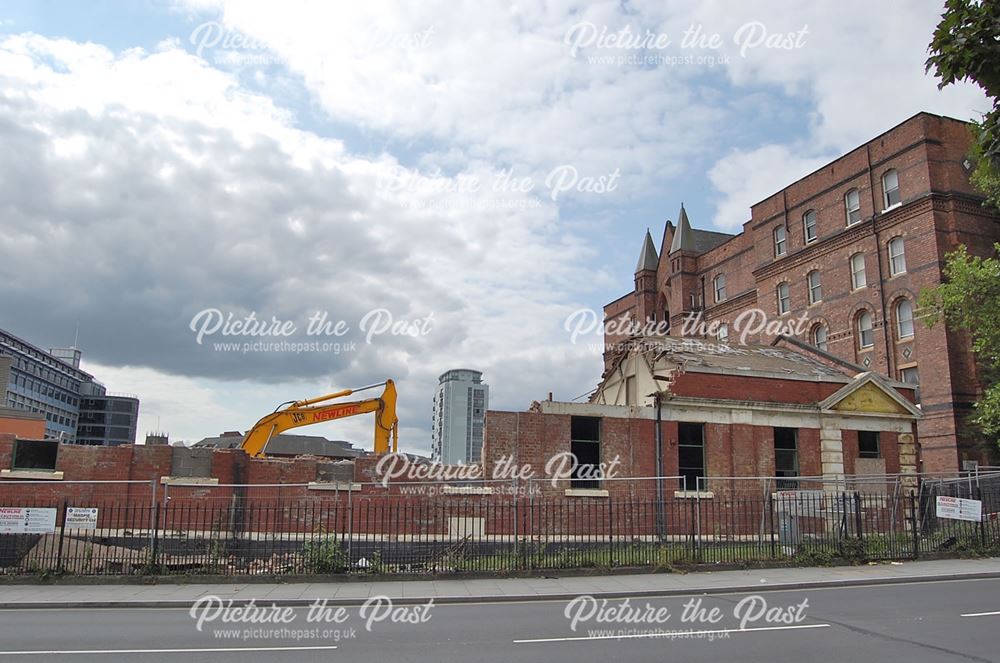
[838,537,867,565]
[302,537,348,574]
[366,550,386,574]
[792,545,836,567]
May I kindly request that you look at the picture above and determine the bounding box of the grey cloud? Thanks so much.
[0,93,467,382]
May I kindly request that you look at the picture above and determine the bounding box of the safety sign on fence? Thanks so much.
[773,490,825,514]
[65,507,99,530]
[935,495,982,522]
[0,507,58,534]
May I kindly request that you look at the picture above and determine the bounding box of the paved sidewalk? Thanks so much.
[1,558,998,608]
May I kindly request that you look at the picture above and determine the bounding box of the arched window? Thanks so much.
[777,282,790,314]
[803,210,817,243]
[896,299,914,339]
[883,169,900,209]
[850,253,867,290]
[889,237,906,275]
[807,270,822,304]
[811,324,828,351]
[857,311,874,349]
[845,188,861,225]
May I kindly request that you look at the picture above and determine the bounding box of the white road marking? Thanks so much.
[513,623,831,643]
[0,645,338,656]
[961,611,1000,617]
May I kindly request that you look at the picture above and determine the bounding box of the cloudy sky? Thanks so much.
[0,1,987,452]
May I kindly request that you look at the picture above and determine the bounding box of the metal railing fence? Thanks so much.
[0,476,997,576]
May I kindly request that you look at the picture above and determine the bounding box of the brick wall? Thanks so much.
[0,416,912,537]
[0,414,46,439]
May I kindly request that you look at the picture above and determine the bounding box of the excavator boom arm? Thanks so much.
[240,380,398,458]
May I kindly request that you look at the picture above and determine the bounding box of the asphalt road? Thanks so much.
[0,577,999,662]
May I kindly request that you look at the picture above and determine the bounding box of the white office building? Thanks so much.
[431,369,488,464]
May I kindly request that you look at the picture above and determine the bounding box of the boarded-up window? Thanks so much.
[12,439,59,471]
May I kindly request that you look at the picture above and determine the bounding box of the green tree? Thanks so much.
[926,0,1000,172]
[968,125,1000,210]
[923,1,1000,450]
[921,245,1000,444]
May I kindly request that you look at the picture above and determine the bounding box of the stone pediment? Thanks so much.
[820,372,921,418]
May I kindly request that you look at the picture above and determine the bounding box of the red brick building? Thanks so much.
[604,112,1000,472]
[487,338,922,499]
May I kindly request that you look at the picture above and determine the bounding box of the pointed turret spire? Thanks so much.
[669,203,695,254]
[635,229,659,273]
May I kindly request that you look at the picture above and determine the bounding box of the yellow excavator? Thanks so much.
[240,380,398,458]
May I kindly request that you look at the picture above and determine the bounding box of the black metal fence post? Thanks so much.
[527,483,535,572]
[768,490,776,558]
[148,479,157,564]
[346,488,354,565]
[512,478,519,566]
[854,492,863,542]
[909,491,919,559]
[686,494,695,560]
[607,495,614,566]
[695,490,702,563]
[56,498,68,574]
[149,501,161,572]
[977,486,987,549]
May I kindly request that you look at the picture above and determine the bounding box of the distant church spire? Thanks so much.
[669,203,695,254]
[635,228,659,273]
